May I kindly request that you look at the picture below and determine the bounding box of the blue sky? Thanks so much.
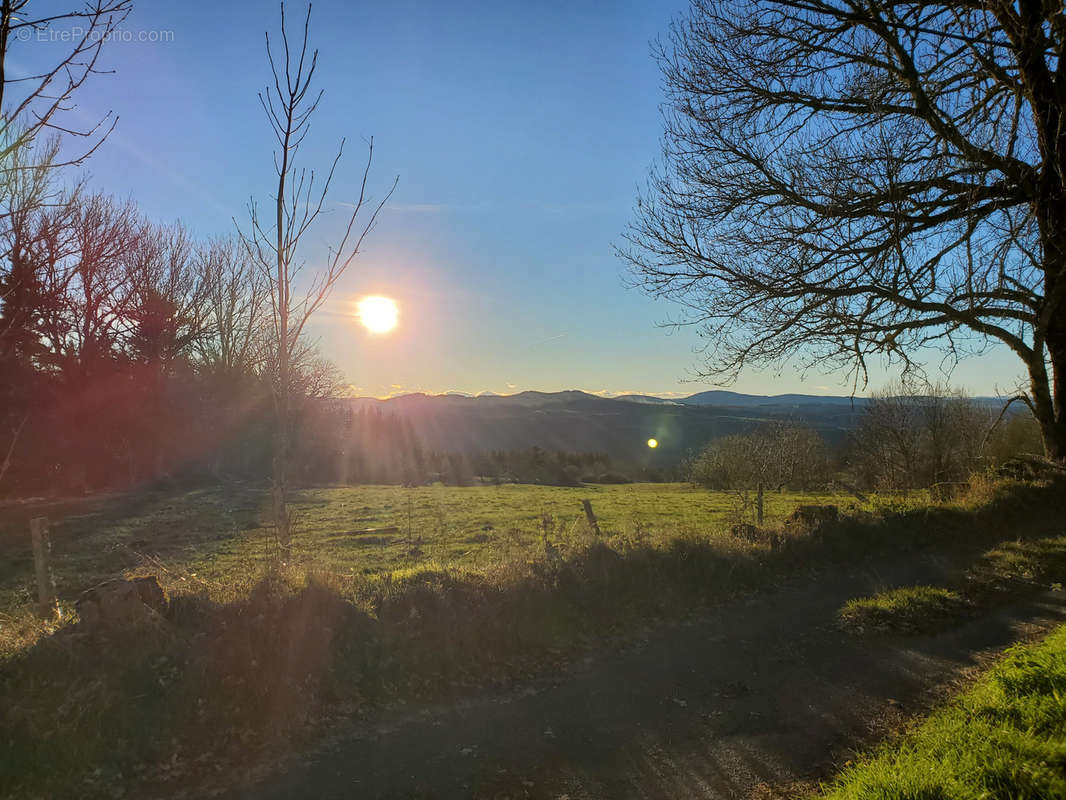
[13,0,1027,398]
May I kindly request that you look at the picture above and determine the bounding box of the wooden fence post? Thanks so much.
[581,499,602,536]
[756,483,764,527]
[30,517,59,619]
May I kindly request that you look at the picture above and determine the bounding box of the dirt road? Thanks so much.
[230,548,1066,799]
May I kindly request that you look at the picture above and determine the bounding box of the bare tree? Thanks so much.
[849,381,989,490]
[689,422,828,523]
[621,1,1066,459]
[194,237,265,376]
[38,192,138,374]
[0,0,131,177]
[124,220,206,369]
[2,0,130,352]
[254,332,346,401]
[0,189,133,489]
[1,0,130,482]
[0,138,69,483]
[240,3,396,552]
[772,422,831,492]
[1,136,65,343]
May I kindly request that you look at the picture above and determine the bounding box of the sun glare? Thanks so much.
[356,296,398,334]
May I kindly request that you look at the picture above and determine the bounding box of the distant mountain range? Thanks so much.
[339,389,896,467]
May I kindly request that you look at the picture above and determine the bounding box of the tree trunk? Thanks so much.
[1033,112,1066,461]
[0,414,27,488]
[1032,346,1066,461]
[274,119,292,555]
[273,322,292,554]
[1036,218,1066,462]
[272,430,290,553]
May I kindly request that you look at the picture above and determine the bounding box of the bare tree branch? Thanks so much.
[621,0,1066,458]
[0,0,132,173]
[236,2,397,551]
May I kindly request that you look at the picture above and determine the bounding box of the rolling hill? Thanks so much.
[341,390,871,467]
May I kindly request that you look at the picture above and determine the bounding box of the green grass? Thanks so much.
[968,536,1066,596]
[836,535,1066,638]
[0,482,852,644]
[820,623,1066,800]
[838,586,969,634]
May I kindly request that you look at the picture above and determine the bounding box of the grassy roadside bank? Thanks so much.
[2,479,1064,798]
[819,621,1066,799]
[837,535,1066,635]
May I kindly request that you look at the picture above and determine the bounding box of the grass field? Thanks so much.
[0,482,854,624]
[820,622,1066,799]
[1,479,1062,798]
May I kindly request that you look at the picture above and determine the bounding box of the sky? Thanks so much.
[9,0,1029,398]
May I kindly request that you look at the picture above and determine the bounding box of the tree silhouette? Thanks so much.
[240,3,396,552]
[622,0,1066,458]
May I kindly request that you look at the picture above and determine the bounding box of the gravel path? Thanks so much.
[230,548,1066,799]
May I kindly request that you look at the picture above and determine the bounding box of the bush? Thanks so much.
[848,381,995,491]
[688,423,830,492]
[582,471,631,484]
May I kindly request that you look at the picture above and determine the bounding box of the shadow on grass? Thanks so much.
[2,478,1065,798]
[0,484,269,617]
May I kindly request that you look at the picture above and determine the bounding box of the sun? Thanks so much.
[356,296,398,334]
[647,438,659,449]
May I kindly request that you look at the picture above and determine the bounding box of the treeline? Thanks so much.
[461,447,627,486]
[0,152,344,495]
[293,404,631,486]
[688,383,1042,494]
[846,383,1040,491]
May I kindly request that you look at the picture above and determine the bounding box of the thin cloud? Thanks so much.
[382,202,486,214]
[585,389,689,399]
[527,332,568,348]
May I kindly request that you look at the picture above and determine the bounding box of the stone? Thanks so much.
[75,576,167,626]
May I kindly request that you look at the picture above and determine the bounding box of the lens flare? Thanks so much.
[647,438,658,448]
[356,296,398,334]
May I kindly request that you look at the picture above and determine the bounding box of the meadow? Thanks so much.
[0,482,854,623]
